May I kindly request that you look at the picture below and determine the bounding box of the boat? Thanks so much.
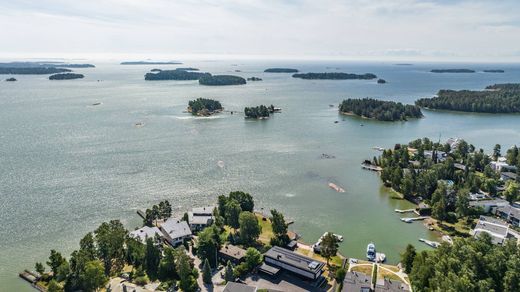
[367,242,376,261]
[372,146,385,151]
[376,252,386,263]
[92,102,102,106]
[328,182,345,192]
[272,107,282,113]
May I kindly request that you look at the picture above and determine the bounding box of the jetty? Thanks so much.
[361,163,382,171]
[419,238,441,248]
[19,270,44,291]
[395,208,421,215]
[401,216,429,223]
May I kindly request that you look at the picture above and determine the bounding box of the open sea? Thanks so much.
[1,60,520,291]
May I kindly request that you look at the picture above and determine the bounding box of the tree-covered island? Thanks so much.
[244,105,278,119]
[483,69,505,73]
[430,69,475,73]
[377,79,387,84]
[292,72,377,80]
[247,77,262,81]
[0,67,71,75]
[187,98,223,116]
[121,61,182,65]
[339,98,423,121]
[264,68,299,73]
[415,83,520,113]
[5,77,17,81]
[198,75,246,86]
[49,73,85,80]
[145,69,210,80]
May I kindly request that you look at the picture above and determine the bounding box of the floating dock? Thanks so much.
[419,238,441,248]
[395,208,421,215]
[401,216,429,223]
[361,163,382,171]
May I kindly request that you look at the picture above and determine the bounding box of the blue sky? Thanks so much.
[1,0,520,61]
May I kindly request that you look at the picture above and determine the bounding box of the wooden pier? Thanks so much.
[419,238,441,248]
[361,163,382,171]
[401,216,429,223]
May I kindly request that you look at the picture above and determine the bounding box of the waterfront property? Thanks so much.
[491,157,517,173]
[469,199,509,213]
[262,246,325,282]
[342,271,372,292]
[129,226,162,243]
[223,282,258,292]
[188,206,215,231]
[500,172,518,181]
[219,244,247,265]
[375,278,410,291]
[495,203,520,227]
[159,218,192,246]
[470,216,520,245]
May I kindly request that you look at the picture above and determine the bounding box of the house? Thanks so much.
[219,244,247,265]
[159,218,192,246]
[129,226,162,243]
[468,192,487,201]
[501,172,518,181]
[342,271,372,292]
[424,150,446,162]
[188,206,215,231]
[262,246,325,281]
[469,199,509,213]
[454,163,467,171]
[446,138,463,152]
[495,204,520,227]
[491,157,517,173]
[470,216,520,245]
[223,282,257,292]
[375,278,410,291]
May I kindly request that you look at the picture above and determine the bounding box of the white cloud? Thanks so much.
[0,0,519,61]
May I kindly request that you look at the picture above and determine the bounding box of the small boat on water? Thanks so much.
[372,146,385,151]
[376,252,386,263]
[367,242,376,261]
[328,182,345,192]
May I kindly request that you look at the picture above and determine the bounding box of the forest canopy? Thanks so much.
[188,98,223,116]
[339,98,422,121]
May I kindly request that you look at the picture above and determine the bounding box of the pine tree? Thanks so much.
[202,259,212,284]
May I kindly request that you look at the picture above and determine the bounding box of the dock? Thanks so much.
[419,238,441,248]
[361,163,382,171]
[19,270,44,291]
[136,209,146,220]
[395,208,421,215]
[401,216,429,223]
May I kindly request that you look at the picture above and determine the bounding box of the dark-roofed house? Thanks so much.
[159,218,192,246]
[342,271,372,292]
[188,206,215,231]
[262,246,325,281]
[223,282,257,292]
[495,204,520,227]
[219,244,247,265]
[375,278,410,291]
[501,172,518,181]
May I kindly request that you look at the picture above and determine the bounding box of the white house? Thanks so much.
[129,226,162,243]
[491,157,517,173]
[159,218,192,246]
[188,206,215,231]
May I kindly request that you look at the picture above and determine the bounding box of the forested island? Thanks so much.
[49,73,85,80]
[264,68,298,73]
[198,75,246,86]
[430,69,475,73]
[339,98,423,121]
[483,69,505,73]
[377,79,387,84]
[244,105,279,119]
[247,77,262,81]
[0,67,71,75]
[145,69,210,81]
[121,61,182,65]
[292,72,377,80]
[40,63,95,68]
[415,83,520,113]
[175,67,199,71]
[5,77,17,81]
[187,98,223,116]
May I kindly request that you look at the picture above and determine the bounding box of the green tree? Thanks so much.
[320,232,338,266]
[493,144,501,160]
[224,261,234,282]
[270,209,290,247]
[244,248,262,269]
[144,237,161,279]
[225,200,242,229]
[335,268,347,289]
[228,191,254,212]
[94,220,127,275]
[47,250,66,276]
[202,259,212,285]
[81,260,108,292]
[238,211,261,246]
[176,249,198,292]
[35,262,45,275]
[47,280,63,292]
[79,233,97,260]
[158,246,178,280]
[56,261,70,282]
[196,226,219,268]
[504,181,519,203]
[125,237,145,268]
[455,188,470,218]
[400,244,416,274]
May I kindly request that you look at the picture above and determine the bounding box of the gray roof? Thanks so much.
[501,172,518,180]
[223,282,257,292]
[264,246,324,274]
[192,206,215,215]
[129,226,161,243]
[160,218,192,239]
[375,278,410,291]
[219,244,247,260]
[496,204,520,219]
[469,199,509,207]
[342,271,372,292]
[188,212,213,225]
[472,216,509,245]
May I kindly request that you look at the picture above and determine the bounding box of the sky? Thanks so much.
[1,0,520,61]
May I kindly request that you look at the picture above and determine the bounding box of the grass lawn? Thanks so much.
[380,264,400,273]
[256,213,274,244]
[378,267,402,282]
[351,264,374,275]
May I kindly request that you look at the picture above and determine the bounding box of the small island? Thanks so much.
[187,98,223,116]
[150,68,162,72]
[145,70,210,81]
[198,75,246,86]
[5,77,17,81]
[415,83,520,113]
[0,67,71,75]
[292,72,377,80]
[244,105,279,119]
[483,69,505,73]
[121,61,182,65]
[40,63,95,68]
[264,68,299,73]
[175,67,199,71]
[377,79,387,84]
[430,69,475,73]
[339,98,423,121]
[49,73,85,80]
[247,77,262,81]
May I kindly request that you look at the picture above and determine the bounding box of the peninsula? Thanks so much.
[339,98,423,121]
[293,72,377,80]
[49,73,85,80]
[430,69,475,73]
[198,75,246,86]
[187,98,223,116]
[0,67,71,75]
[5,77,17,81]
[415,83,520,113]
[264,68,299,73]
